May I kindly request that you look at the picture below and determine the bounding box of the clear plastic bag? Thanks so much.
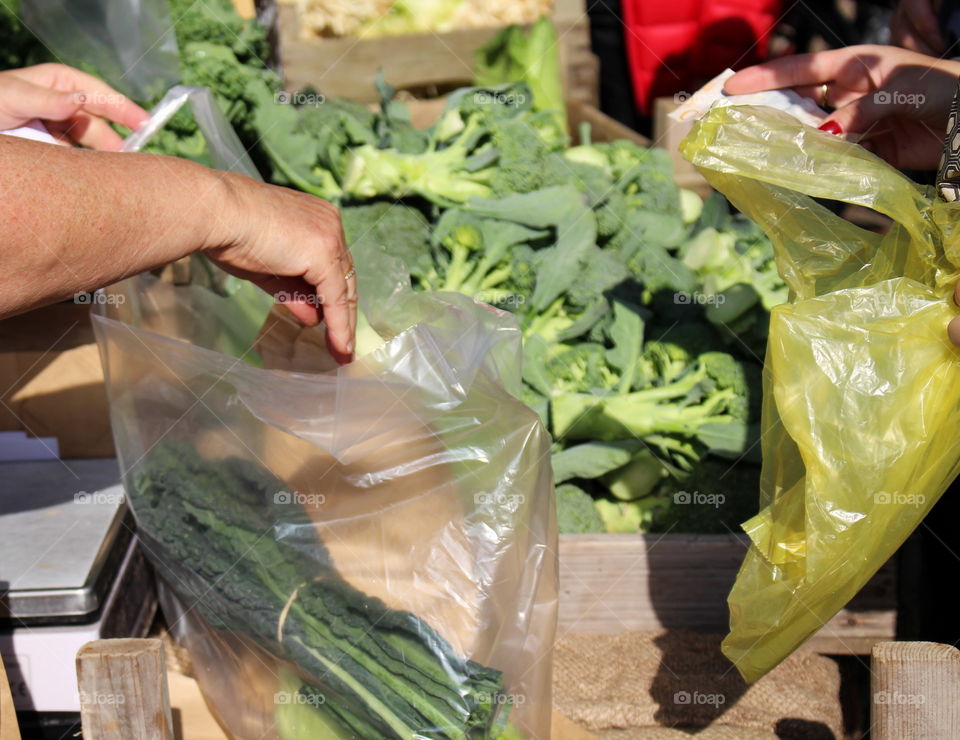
[681,104,960,682]
[19,0,180,101]
[122,84,261,179]
[92,240,557,737]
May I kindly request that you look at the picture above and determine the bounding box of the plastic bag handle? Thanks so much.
[122,85,261,181]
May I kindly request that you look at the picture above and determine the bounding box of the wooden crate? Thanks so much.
[402,97,648,148]
[558,533,897,655]
[0,303,113,458]
[277,0,598,107]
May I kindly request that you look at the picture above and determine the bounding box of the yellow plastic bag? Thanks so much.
[681,104,960,682]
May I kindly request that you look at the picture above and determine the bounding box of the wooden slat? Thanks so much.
[76,639,173,740]
[568,99,649,146]
[871,641,960,740]
[557,534,896,655]
[1,656,21,740]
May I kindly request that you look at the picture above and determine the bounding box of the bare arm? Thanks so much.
[0,136,357,362]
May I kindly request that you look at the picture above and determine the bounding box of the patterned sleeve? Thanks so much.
[937,77,960,202]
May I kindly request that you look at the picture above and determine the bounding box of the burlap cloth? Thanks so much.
[553,630,844,740]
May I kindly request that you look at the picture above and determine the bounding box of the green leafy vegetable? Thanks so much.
[134,442,515,739]
[474,16,566,135]
[0,1,787,535]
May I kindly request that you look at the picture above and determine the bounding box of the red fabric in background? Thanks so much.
[622,0,782,114]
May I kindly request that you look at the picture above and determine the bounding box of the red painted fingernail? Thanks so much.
[818,120,843,135]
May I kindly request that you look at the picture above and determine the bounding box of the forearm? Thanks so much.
[0,136,230,317]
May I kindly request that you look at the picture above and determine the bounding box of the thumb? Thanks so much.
[0,77,82,128]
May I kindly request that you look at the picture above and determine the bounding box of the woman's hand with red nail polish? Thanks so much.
[818,120,844,135]
[725,45,960,170]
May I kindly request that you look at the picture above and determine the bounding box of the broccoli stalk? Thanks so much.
[550,359,741,443]
[424,214,544,303]
[341,114,495,205]
[447,234,515,298]
[522,298,576,345]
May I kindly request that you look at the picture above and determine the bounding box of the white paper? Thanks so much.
[670,68,828,128]
[0,119,60,145]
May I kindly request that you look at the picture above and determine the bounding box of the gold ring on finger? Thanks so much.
[819,82,830,108]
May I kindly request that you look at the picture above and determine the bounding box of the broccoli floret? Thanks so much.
[487,117,560,196]
[625,241,699,303]
[548,155,614,207]
[340,202,433,285]
[497,244,539,301]
[169,0,270,65]
[594,191,627,240]
[546,343,620,394]
[647,459,761,534]
[424,210,547,303]
[455,83,534,120]
[699,351,753,422]
[641,339,695,385]
[181,41,278,110]
[556,484,605,534]
[604,139,647,173]
[637,323,724,386]
[522,297,577,345]
[295,99,378,181]
[613,145,680,214]
[430,221,484,292]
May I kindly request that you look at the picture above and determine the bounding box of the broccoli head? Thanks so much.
[487,116,563,197]
[550,355,748,467]
[169,0,271,66]
[556,484,605,534]
[625,241,699,304]
[648,459,761,534]
[340,202,433,285]
[545,343,620,394]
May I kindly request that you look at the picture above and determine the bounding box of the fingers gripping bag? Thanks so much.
[91,240,557,738]
[680,104,960,682]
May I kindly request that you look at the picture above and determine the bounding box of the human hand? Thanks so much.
[949,284,960,347]
[891,0,945,55]
[205,173,357,364]
[0,63,148,151]
[725,45,960,170]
